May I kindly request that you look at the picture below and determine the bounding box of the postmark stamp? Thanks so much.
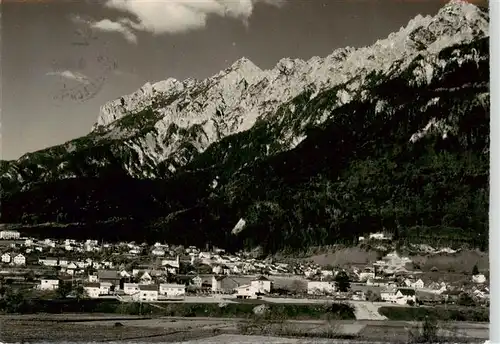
[50,25,118,104]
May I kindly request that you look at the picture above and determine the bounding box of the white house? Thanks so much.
[161,256,180,268]
[99,282,112,295]
[83,282,101,298]
[358,271,375,282]
[132,285,159,302]
[404,278,424,289]
[59,259,69,267]
[123,283,140,295]
[88,274,99,283]
[382,288,416,305]
[1,253,11,263]
[307,281,336,295]
[39,257,58,267]
[40,279,59,291]
[152,248,165,256]
[139,271,153,284]
[0,230,20,240]
[120,270,131,278]
[394,288,416,305]
[251,276,272,294]
[472,274,486,284]
[13,254,26,266]
[370,232,393,240]
[192,276,203,288]
[159,283,186,297]
[235,284,256,299]
[321,270,334,278]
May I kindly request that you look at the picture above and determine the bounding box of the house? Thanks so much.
[307,281,336,295]
[13,254,26,266]
[97,270,121,289]
[120,270,131,278]
[358,269,375,282]
[99,282,112,295]
[321,270,334,278]
[383,288,416,305]
[192,276,203,288]
[161,256,180,269]
[394,288,416,305]
[251,276,272,294]
[39,279,59,291]
[0,230,20,240]
[39,257,58,267]
[369,232,392,241]
[139,271,153,284]
[59,259,69,267]
[472,274,486,284]
[235,284,256,299]
[412,279,425,289]
[213,264,231,275]
[351,290,366,301]
[159,283,186,297]
[212,276,240,293]
[1,253,11,263]
[88,274,99,283]
[83,282,101,298]
[132,285,159,302]
[152,248,165,256]
[123,283,140,295]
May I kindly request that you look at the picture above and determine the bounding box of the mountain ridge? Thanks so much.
[0,0,490,254]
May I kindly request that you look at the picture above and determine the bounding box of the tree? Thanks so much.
[334,271,351,292]
[472,264,479,275]
[56,281,73,299]
[457,293,475,307]
[73,285,87,302]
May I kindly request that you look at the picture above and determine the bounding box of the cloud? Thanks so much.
[46,70,91,84]
[90,19,138,44]
[84,0,287,43]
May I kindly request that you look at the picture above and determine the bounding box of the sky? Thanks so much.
[1,0,488,161]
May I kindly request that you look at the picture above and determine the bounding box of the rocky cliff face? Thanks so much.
[0,0,490,253]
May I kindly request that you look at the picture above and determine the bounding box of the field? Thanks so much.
[378,305,489,322]
[0,314,489,343]
[307,247,380,267]
[410,249,489,273]
[304,247,488,274]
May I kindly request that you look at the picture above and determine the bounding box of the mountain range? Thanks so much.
[1,0,489,254]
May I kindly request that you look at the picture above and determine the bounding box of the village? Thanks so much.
[0,229,490,311]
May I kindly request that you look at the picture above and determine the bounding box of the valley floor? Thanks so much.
[0,314,489,343]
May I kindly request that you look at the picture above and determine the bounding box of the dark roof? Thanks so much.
[139,284,158,291]
[83,282,100,288]
[97,270,120,279]
[397,288,416,296]
[253,275,269,281]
